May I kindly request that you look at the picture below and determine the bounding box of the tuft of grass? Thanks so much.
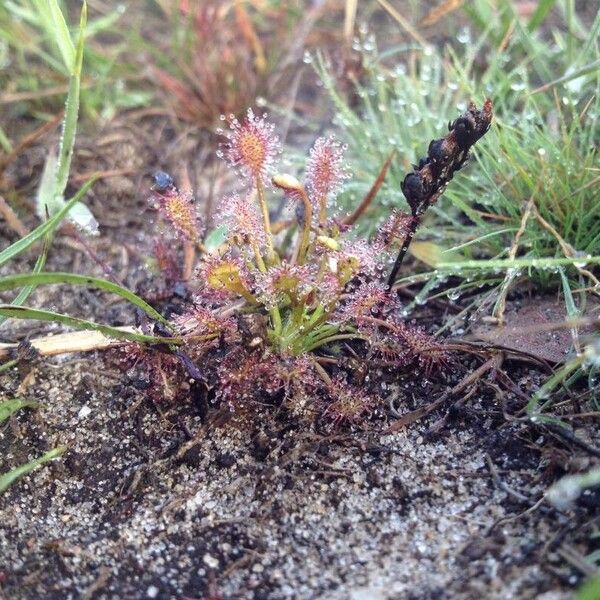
[316,3,599,295]
[0,1,150,119]
[527,336,599,422]
[313,0,599,420]
[134,1,320,131]
[0,3,167,348]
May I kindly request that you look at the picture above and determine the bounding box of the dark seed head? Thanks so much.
[401,173,426,214]
[427,138,448,163]
[452,115,476,149]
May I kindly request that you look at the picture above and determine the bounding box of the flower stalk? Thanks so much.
[387,99,493,288]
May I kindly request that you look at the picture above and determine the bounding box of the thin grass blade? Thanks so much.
[436,256,600,271]
[36,0,75,71]
[0,272,171,328]
[0,233,52,326]
[531,59,600,94]
[0,446,66,494]
[54,1,86,200]
[0,177,96,266]
[527,0,557,32]
[0,398,39,424]
[0,305,178,345]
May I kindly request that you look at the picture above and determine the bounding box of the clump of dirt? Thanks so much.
[1,356,598,599]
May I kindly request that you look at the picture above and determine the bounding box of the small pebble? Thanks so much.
[78,405,92,419]
[203,553,219,569]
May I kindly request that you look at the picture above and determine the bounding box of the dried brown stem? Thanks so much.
[387,215,420,290]
[344,149,396,226]
[0,195,29,237]
[384,354,502,432]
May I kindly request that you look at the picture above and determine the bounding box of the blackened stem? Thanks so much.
[386,215,420,289]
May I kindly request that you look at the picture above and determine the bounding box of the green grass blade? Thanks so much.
[577,575,600,600]
[531,59,600,94]
[0,359,18,373]
[0,126,13,153]
[558,267,582,351]
[0,272,171,328]
[0,177,96,267]
[0,233,52,327]
[54,1,86,202]
[39,0,75,71]
[558,268,580,319]
[437,256,600,272]
[0,399,39,424]
[527,0,557,32]
[0,305,178,345]
[527,354,585,416]
[0,446,66,494]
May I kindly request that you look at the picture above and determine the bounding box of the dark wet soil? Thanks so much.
[1,354,598,600]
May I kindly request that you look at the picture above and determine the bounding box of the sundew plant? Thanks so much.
[126,102,492,425]
[0,98,493,428]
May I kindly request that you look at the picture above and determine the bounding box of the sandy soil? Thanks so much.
[1,354,598,599]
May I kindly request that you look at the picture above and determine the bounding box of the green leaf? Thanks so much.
[0,446,65,494]
[39,0,75,71]
[408,241,464,267]
[558,267,581,322]
[48,2,92,232]
[527,354,585,416]
[0,360,18,374]
[36,149,59,218]
[85,11,123,37]
[0,272,172,328]
[548,468,600,511]
[531,59,600,94]
[436,256,600,272]
[0,177,97,267]
[0,305,179,345]
[0,399,39,424]
[37,151,96,232]
[527,0,556,32]
[0,231,52,326]
[203,224,229,253]
[578,575,600,600]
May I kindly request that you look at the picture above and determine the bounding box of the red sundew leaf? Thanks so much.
[305,135,350,207]
[152,67,201,122]
[221,109,281,183]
